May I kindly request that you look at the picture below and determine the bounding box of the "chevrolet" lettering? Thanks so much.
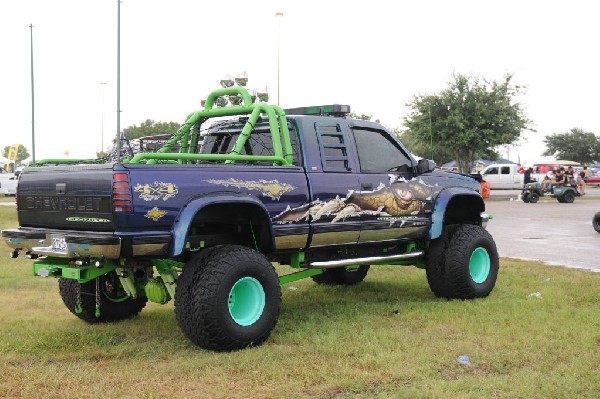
[25,196,103,212]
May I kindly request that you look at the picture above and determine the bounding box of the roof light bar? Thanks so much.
[284,104,351,117]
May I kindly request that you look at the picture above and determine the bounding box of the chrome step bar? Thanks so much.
[308,250,424,269]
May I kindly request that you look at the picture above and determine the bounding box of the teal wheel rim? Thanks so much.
[101,277,131,303]
[469,247,490,284]
[228,277,265,326]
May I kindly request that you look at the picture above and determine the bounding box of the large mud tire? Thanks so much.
[425,224,499,299]
[59,271,147,323]
[311,265,370,285]
[175,245,281,351]
[593,212,600,233]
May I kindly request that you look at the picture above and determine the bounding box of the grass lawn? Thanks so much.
[1,207,599,398]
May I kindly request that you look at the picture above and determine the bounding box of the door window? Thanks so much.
[352,128,411,173]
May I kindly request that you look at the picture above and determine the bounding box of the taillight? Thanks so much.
[113,172,132,212]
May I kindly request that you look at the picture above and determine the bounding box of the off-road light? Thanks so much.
[257,87,269,102]
[229,94,243,106]
[235,71,248,86]
[215,96,228,107]
[248,89,257,103]
[220,74,234,88]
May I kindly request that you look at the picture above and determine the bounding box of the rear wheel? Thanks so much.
[593,212,600,233]
[563,191,575,203]
[311,265,370,285]
[529,192,539,203]
[59,271,147,323]
[522,192,530,203]
[175,245,281,351]
[425,224,499,299]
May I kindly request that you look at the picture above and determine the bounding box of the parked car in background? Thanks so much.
[586,169,600,186]
[0,172,19,195]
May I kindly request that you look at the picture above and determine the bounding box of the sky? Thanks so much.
[1,0,599,165]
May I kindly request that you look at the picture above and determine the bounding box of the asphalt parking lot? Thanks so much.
[486,187,600,271]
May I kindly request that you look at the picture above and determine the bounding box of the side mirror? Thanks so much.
[417,159,436,174]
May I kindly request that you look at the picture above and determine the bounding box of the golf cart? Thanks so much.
[521,181,580,203]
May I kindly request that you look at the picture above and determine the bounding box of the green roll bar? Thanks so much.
[33,86,296,167]
[131,86,294,166]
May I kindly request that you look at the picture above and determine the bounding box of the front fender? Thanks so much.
[170,193,273,256]
[429,187,485,240]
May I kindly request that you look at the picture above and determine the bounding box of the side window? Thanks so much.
[501,167,510,175]
[485,167,499,175]
[352,128,411,173]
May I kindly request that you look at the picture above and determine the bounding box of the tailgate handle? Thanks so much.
[56,183,66,194]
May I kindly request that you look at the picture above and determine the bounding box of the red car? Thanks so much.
[587,172,600,186]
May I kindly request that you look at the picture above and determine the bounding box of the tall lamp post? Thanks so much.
[275,11,283,106]
[428,103,433,161]
[116,0,122,163]
[100,82,107,154]
[30,24,36,165]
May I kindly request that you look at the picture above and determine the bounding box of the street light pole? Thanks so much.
[100,82,107,154]
[275,11,283,106]
[30,24,36,165]
[428,104,433,161]
[116,0,122,163]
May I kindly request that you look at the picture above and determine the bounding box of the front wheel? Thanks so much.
[175,245,281,351]
[593,212,600,233]
[425,224,499,299]
[529,192,540,203]
[59,271,147,323]
[522,192,530,203]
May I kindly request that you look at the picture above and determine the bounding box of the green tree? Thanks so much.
[2,144,31,165]
[542,128,600,164]
[402,73,534,172]
[122,120,181,140]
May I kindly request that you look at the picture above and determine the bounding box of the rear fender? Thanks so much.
[171,194,274,256]
[429,188,485,240]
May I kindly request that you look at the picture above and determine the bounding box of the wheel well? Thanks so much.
[444,195,484,225]
[187,202,273,253]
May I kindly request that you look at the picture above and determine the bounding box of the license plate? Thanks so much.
[52,237,68,254]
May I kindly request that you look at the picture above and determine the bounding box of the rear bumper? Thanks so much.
[2,228,170,259]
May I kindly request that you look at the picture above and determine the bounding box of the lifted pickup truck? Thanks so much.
[2,85,498,351]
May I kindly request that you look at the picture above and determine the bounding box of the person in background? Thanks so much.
[565,166,576,186]
[524,167,534,184]
[541,168,555,193]
[582,166,589,182]
[576,169,587,195]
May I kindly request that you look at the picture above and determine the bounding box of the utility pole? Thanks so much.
[116,0,122,163]
[428,104,433,161]
[275,12,283,106]
[100,82,107,154]
[30,24,36,165]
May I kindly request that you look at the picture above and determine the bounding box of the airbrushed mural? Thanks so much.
[204,178,296,200]
[273,177,442,224]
